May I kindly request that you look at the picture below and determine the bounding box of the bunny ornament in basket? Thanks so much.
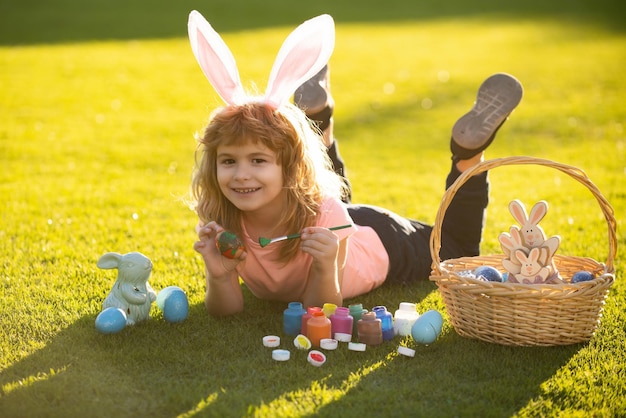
[499,200,563,284]
[97,252,157,325]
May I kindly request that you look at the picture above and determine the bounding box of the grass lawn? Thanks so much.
[1,0,624,417]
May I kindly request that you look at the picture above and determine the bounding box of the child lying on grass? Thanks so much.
[187,11,522,315]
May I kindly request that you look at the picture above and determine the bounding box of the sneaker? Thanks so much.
[451,73,523,160]
[294,65,334,132]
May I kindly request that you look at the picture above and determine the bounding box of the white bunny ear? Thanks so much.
[188,10,246,105]
[264,14,335,108]
[515,249,529,263]
[528,201,548,225]
[509,199,529,225]
[97,252,122,269]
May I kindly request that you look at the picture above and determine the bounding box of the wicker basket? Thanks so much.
[429,156,617,346]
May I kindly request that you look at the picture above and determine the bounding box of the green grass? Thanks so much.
[1,1,625,417]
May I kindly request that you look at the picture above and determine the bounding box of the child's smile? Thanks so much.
[232,187,261,194]
[216,141,285,216]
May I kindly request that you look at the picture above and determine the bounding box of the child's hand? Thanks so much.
[194,221,245,277]
[300,226,339,269]
[300,226,344,307]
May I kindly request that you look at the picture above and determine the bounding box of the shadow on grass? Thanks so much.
[0,280,581,417]
[316,332,582,417]
[0,0,624,46]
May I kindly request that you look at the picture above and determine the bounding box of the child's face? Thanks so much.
[216,140,285,216]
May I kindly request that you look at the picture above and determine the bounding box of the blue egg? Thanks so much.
[95,307,127,334]
[474,265,503,282]
[411,310,443,345]
[420,310,443,333]
[502,272,508,282]
[571,271,595,283]
[163,289,189,323]
[156,286,184,310]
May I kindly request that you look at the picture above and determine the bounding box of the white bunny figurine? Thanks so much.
[500,200,563,283]
[97,252,157,325]
[498,226,525,275]
[508,199,560,259]
[509,248,551,284]
[187,10,335,109]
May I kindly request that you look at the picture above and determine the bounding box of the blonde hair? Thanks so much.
[191,101,348,261]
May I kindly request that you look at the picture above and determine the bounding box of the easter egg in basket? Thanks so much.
[474,265,503,282]
[571,270,595,283]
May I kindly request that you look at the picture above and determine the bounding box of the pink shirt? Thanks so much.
[237,197,389,301]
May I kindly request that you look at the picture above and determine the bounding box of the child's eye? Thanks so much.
[220,158,235,165]
[252,158,266,164]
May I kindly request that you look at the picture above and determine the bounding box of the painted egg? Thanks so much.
[571,270,595,283]
[216,230,245,259]
[156,286,184,310]
[474,265,503,282]
[95,307,127,334]
[163,289,189,323]
[411,310,443,345]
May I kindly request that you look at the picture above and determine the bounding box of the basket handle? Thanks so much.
[429,156,617,275]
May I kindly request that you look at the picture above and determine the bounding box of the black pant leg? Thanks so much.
[440,162,489,260]
[347,205,432,284]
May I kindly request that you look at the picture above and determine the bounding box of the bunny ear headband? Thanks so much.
[188,10,335,109]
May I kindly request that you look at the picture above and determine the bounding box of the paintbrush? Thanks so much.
[258,224,352,248]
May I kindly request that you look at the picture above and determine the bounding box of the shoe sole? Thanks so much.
[294,65,330,113]
[452,73,523,150]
